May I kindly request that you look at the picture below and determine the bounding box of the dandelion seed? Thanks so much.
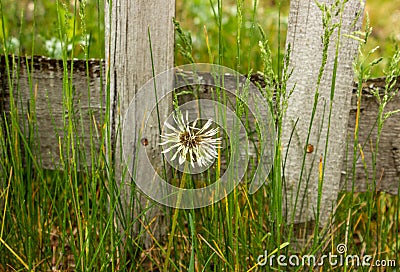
[159,111,221,168]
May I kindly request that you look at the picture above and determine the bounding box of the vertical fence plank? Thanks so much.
[105,0,175,247]
[282,0,365,228]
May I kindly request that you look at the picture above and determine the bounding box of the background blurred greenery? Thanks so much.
[175,0,400,77]
[1,0,399,77]
[0,0,104,59]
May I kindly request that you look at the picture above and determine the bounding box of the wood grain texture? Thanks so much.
[104,0,175,248]
[0,55,105,170]
[343,78,400,195]
[1,54,399,229]
[1,56,399,198]
[282,0,366,225]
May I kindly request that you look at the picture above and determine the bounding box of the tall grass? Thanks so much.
[0,0,119,271]
[0,0,399,271]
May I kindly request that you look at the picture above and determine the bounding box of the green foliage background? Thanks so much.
[0,0,104,59]
[1,0,399,76]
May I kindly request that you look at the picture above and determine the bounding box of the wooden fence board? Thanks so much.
[0,55,399,195]
[104,0,176,248]
[344,78,400,195]
[0,55,105,170]
[282,0,365,225]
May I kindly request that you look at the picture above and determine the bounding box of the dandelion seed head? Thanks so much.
[160,111,221,168]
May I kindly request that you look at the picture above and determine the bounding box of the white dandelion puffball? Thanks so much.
[159,111,221,168]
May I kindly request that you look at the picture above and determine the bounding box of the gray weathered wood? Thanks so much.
[282,0,365,225]
[1,56,399,198]
[0,55,105,170]
[343,77,400,195]
[104,0,175,247]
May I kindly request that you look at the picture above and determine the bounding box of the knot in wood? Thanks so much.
[391,138,400,175]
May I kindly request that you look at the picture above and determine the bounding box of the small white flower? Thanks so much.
[160,111,221,168]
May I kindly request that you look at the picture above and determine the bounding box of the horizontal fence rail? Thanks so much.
[0,55,399,194]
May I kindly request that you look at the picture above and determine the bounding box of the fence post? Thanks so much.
[282,0,365,231]
[105,0,175,248]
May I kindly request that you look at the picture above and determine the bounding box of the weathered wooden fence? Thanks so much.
[1,55,399,196]
[1,0,399,249]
